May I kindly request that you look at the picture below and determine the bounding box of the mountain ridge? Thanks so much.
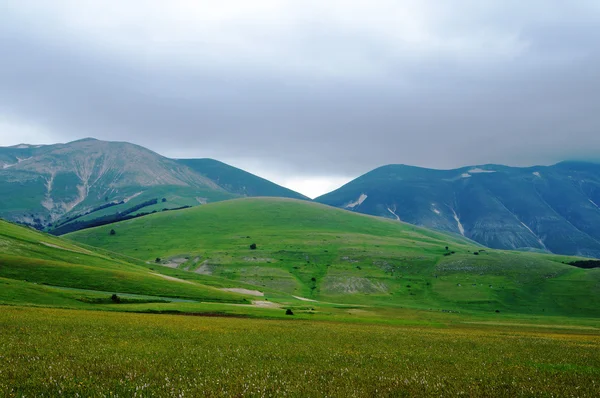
[316,161,600,258]
[0,138,306,231]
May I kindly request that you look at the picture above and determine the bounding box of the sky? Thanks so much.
[1,1,599,198]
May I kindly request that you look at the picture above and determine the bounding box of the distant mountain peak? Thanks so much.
[317,161,600,258]
[70,137,99,143]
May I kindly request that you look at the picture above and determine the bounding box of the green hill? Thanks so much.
[0,219,253,307]
[67,198,600,317]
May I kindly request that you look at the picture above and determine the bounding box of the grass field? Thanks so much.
[1,307,598,397]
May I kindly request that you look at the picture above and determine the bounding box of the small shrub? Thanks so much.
[161,198,167,203]
[473,251,479,255]
[285,309,294,315]
[250,243,257,250]
[109,229,116,236]
[111,294,121,304]
[155,258,161,263]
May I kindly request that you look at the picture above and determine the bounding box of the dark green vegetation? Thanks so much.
[0,138,304,233]
[68,198,600,317]
[316,161,600,257]
[569,259,600,269]
[2,307,599,397]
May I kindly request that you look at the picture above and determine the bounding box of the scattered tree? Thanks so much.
[109,229,116,236]
[285,309,294,315]
[155,257,161,263]
[162,198,167,203]
[111,294,121,303]
[250,243,257,250]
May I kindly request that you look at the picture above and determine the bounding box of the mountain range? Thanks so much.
[316,162,600,258]
[0,138,305,233]
[2,138,600,257]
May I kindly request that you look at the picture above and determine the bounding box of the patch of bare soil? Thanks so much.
[252,300,281,308]
[162,257,187,268]
[293,295,317,302]
[219,288,264,297]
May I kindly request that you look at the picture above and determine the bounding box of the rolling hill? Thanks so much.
[0,219,265,308]
[316,162,600,258]
[67,198,600,317]
[0,138,305,233]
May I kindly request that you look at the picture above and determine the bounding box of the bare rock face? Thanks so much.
[316,162,600,258]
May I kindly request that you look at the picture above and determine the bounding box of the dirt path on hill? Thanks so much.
[40,241,92,254]
[150,273,195,284]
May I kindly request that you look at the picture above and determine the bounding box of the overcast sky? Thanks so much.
[1,1,599,198]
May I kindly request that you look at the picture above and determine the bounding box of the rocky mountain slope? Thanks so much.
[316,162,600,257]
[0,138,304,232]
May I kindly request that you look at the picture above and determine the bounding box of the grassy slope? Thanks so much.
[0,219,251,305]
[67,198,600,317]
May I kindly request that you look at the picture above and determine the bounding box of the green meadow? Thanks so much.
[1,198,600,396]
[1,307,599,397]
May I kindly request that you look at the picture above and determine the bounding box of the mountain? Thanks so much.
[67,197,600,316]
[316,162,600,258]
[176,158,308,200]
[0,138,305,233]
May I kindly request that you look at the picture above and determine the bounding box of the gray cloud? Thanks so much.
[1,1,599,189]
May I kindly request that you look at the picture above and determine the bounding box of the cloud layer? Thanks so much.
[1,1,599,196]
